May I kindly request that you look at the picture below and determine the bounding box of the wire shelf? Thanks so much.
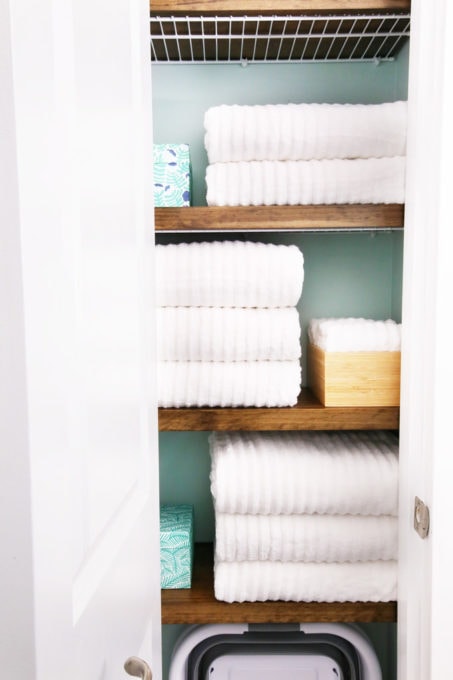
[150,12,410,63]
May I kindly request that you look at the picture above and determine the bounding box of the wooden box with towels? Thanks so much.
[307,342,401,407]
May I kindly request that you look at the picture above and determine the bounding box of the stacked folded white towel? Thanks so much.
[204,101,407,206]
[156,240,304,407]
[210,430,399,603]
[308,317,402,352]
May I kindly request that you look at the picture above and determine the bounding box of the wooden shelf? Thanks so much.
[158,388,399,431]
[151,1,410,12]
[161,543,397,624]
[155,204,404,233]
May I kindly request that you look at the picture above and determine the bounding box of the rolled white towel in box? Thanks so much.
[206,157,406,207]
[158,360,301,407]
[204,101,407,163]
[156,241,304,308]
[215,513,398,563]
[210,431,398,516]
[308,317,401,352]
[157,307,301,362]
[214,559,397,603]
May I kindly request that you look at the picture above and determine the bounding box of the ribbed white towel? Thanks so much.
[206,156,405,206]
[204,101,407,163]
[157,307,301,362]
[308,318,401,352]
[210,431,398,516]
[158,360,301,407]
[215,513,398,563]
[214,559,397,603]
[206,157,406,207]
[156,241,304,308]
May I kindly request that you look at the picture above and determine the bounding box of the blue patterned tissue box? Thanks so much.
[160,504,194,589]
[153,144,191,207]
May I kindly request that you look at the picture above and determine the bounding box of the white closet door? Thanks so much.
[399,1,453,678]
[4,1,161,679]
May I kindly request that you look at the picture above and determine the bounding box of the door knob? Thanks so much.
[124,656,152,680]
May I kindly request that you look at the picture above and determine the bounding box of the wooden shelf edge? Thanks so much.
[158,388,400,431]
[151,1,410,15]
[161,543,397,624]
[155,205,404,232]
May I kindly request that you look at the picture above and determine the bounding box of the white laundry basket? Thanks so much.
[169,623,382,680]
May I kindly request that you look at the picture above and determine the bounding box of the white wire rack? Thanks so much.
[150,12,410,63]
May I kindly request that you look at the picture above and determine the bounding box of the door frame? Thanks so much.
[398,1,453,678]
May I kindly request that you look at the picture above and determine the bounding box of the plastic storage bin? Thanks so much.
[169,623,382,680]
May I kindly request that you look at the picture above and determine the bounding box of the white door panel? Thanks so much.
[6,0,161,678]
[399,1,453,678]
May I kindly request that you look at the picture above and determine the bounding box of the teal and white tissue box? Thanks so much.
[160,504,194,589]
[153,143,191,207]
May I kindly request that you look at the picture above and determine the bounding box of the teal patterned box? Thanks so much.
[153,144,191,207]
[160,504,194,589]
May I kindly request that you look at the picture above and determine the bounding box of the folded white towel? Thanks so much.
[215,513,398,563]
[158,360,301,407]
[210,431,398,516]
[308,317,402,352]
[206,157,406,207]
[156,241,304,308]
[204,101,407,163]
[157,307,301,362]
[214,559,397,603]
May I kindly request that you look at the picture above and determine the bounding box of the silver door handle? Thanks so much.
[124,656,152,680]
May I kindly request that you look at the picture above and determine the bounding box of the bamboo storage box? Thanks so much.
[307,342,401,407]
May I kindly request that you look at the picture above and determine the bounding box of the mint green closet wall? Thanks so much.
[154,44,408,680]
[154,44,408,542]
[153,54,408,206]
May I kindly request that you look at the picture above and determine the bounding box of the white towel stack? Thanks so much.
[204,101,407,206]
[210,430,399,603]
[308,317,402,352]
[156,240,304,407]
